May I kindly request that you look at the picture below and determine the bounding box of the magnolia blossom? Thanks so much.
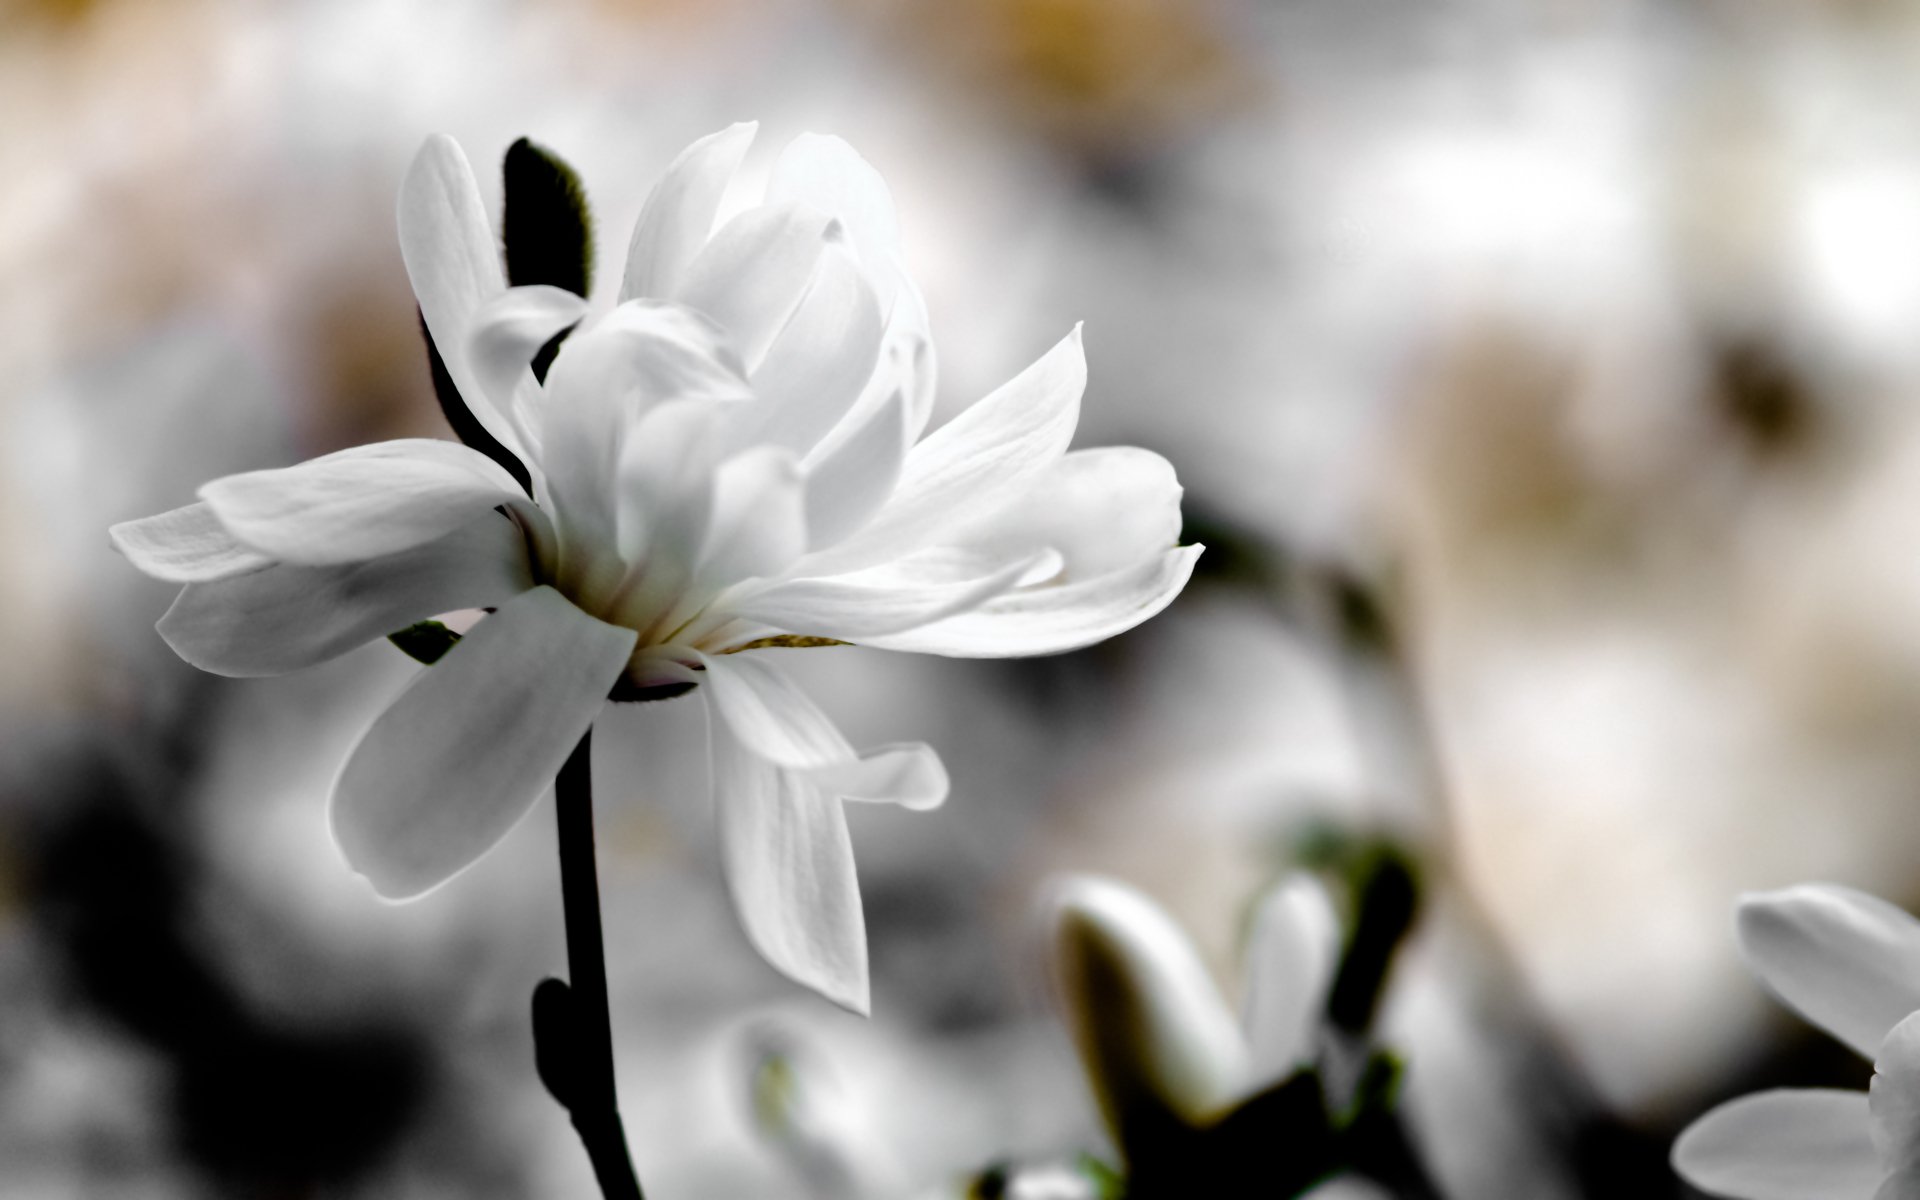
[1673,885,1920,1200]
[1049,873,1340,1138]
[110,125,1199,1013]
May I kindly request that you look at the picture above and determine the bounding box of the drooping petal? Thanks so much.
[465,284,590,411]
[801,327,1085,577]
[675,202,836,369]
[800,386,908,553]
[709,701,870,1014]
[692,446,809,594]
[1737,885,1920,1060]
[717,551,1037,642]
[698,651,858,769]
[1672,1089,1880,1200]
[621,122,757,302]
[109,501,273,583]
[747,241,885,458]
[158,512,532,677]
[1242,875,1341,1085]
[1872,1011,1920,1179]
[859,544,1202,658]
[330,586,636,899]
[199,438,531,566]
[398,135,521,458]
[1050,875,1253,1139]
[953,446,1184,582]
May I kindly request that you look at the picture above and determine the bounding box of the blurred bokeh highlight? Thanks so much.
[9,0,1920,1195]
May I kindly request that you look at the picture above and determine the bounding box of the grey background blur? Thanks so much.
[6,0,1919,1196]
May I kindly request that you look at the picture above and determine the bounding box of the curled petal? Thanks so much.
[1050,875,1252,1138]
[330,586,635,899]
[199,438,530,566]
[1738,885,1920,1060]
[1672,1089,1880,1200]
[710,701,870,1014]
[798,742,948,812]
[110,501,272,583]
[1242,875,1340,1084]
[767,133,903,268]
[621,122,757,302]
[748,242,885,460]
[956,446,1184,582]
[860,544,1201,658]
[159,512,533,677]
[466,284,590,410]
[399,135,522,458]
[698,651,857,769]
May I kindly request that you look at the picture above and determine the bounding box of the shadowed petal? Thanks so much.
[709,701,869,1014]
[158,513,532,677]
[718,551,1036,642]
[110,501,272,583]
[466,284,590,412]
[1242,876,1340,1084]
[954,446,1184,581]
[621,122,757,302]
[1673,1089,1879,1200]
[1050,876,1252,1137]
[1872,1011,1920,1179]
[798,742,947,812]
[860,544,1201,658]
[748,242,885,460]
[200,438,530,566]
[801,386,909,553]
[1738,885,1920,1059]
[330,586,635,899]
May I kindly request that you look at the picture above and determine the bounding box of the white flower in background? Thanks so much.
[109,125,1200,1014]
[1049,873,1340,1139]
[1673,885,1920,1200]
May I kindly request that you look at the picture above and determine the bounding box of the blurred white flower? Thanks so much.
[109,125,1199,1015]
[1673,885,1920,1199]
[1048,873,1339,1139]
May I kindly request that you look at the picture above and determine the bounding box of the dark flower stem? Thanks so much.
[554,730,645,1200]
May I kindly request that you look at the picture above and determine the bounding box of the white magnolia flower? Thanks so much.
[1674,885,1920,1200]
[109,125,1200,1013]
[1049,873,1340,1138]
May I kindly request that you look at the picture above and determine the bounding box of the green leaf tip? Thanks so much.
[388,619,462,665]
[502,136,595,299]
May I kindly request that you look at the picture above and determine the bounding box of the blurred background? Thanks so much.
[8,0,1920,1195]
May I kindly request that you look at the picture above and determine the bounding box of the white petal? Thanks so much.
[675,202,836,368]
[767,133,903,266]
[802,327,1085,577]
[465,284,590,412]
[330,586,635,899]
[798,742,948,811]
[709,701,869,1013]
[717,551,1037,642]
[1673,1089,1880,1200]
[158,512,532,677]
[200,438,532,566]
[955,446,1184,582]
[621,122,757,302]
[1049,875,1252,1134]
[748,241,885,458]
[605,395,744,626]
[1242,875,1340,1084]
[860,544,1201,658]
[1873,1011,1920,1177]
[1738,885,1920,1059]
[109,501,272,583]
[541,303,748,576]
[694,446,809,592]
[801,386,909,552]
[398,135,521,459]
[698,651,858,769]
